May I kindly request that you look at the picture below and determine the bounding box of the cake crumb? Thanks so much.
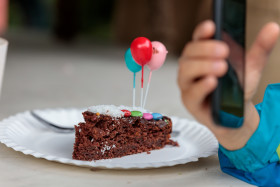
[90,168,101,172]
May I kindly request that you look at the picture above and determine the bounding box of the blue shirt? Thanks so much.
[219,83,280,186]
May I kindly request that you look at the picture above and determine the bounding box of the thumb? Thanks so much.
[247,22,280,72]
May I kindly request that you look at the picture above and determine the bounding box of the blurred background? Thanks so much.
[0,0,280,118]
[2,0,211,54]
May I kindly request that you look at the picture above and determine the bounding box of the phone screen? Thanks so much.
[212,0,246,127]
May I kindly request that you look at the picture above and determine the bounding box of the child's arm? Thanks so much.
[219,83,280,186]
[178,20,279,151]
[178,20,280,185]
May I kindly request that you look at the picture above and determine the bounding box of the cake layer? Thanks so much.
[73,111,178,161]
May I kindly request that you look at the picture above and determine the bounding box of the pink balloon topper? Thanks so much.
[147,41,168,72]
[143,41,168,108]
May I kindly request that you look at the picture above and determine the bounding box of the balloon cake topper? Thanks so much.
[124,37,168,109]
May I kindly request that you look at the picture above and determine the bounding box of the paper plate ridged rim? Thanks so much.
[0,108,218,169]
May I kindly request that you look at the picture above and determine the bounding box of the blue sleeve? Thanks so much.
[218,83,280,185]
[219,150,280,186]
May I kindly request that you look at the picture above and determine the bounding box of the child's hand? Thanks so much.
[178,20,279,150]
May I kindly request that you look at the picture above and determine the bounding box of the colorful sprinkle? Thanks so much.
[152,113,163,120]
[121,109,131,117]
[143,113,153,120]
[96,112,100,116]
[131,111,143,117]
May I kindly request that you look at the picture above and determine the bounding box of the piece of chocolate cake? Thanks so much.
[72,105,178,161]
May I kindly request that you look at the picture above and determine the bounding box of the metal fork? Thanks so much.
[30,111,75,133]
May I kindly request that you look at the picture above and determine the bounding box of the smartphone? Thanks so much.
[212,0,246,128]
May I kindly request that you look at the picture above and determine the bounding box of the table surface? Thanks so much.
[0,34,252,187]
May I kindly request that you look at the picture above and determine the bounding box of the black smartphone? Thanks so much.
[212,0,246,128]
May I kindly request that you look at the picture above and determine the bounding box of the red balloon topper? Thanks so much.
[130,37,153,66]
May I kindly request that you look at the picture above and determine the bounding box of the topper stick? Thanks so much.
[141,88,143,108]
[141,65,144,108]
[133,72,136,108]
[124,48,142,108]
[143,71,152,109]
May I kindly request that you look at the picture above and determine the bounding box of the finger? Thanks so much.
[181,76,218,107]
[247,22,280,72]
[182,40,229,59]
[193,20,215,41]
[178,59,227,91]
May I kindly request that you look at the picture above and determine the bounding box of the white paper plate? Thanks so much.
[0,108,218,169]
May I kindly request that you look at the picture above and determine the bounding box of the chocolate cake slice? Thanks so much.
[72,105,178,161]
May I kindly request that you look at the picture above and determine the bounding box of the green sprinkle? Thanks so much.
[164,119,169,124]
[131,111,143,117]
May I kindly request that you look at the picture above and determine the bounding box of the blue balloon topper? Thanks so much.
[125,48,142,73]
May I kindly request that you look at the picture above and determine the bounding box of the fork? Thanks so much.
[30,111,75,133]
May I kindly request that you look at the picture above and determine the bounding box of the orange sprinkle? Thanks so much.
[96,112,100,116]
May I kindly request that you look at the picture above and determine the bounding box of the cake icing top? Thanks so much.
[87,105,148,118]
